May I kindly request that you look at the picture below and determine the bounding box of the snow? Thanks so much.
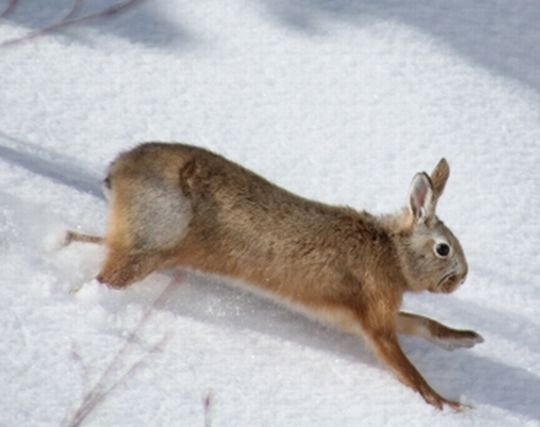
[0,1,539,426]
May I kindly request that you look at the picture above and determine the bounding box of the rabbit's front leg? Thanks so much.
[397,312,484,351]
[363,323,462,410]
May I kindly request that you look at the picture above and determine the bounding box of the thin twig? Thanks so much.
[203,390,213,427]
[0,0,18,19]
[63,275,181,427]
[64,0,86,21]
[68,333,171,427]
[71,345,90,392]
[61,345,92,426]
[0,0,145,48]
[82,278,174,399]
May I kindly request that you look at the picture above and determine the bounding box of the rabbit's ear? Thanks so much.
[430,158,449,201]
[408,173,434,223]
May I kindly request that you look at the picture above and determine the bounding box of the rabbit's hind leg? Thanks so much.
[95,248,168,289]
[64,230,105,246]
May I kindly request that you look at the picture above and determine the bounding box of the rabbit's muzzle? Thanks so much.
[432,271,466,294]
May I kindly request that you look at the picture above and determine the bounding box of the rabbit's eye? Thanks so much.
[435,243,451,258]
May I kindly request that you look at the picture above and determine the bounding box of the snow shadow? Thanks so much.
[403,289,540,419]
[262,0,540,93]
[55,242,540,419]
[404,338,540,421]
[0,131,103,198]
[157,271,375,365]
[0,0,192,48]
[142,271,540,420]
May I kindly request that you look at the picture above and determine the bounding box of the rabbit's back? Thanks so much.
[107,143,397,306]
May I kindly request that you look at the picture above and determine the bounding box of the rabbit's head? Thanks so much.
[395,159,468,294]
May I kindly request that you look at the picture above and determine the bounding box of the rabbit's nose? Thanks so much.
[457,268,468,286]
[455,260,468,282]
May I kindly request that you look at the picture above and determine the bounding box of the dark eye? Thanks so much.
[435,243,451,258]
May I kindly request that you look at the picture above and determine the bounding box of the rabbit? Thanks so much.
[64,142,484,410]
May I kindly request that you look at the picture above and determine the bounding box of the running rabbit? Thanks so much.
[65,143,483,410]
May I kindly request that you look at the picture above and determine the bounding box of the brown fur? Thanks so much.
[65,143,483,410]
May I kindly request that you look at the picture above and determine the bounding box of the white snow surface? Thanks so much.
[1,1,539,426]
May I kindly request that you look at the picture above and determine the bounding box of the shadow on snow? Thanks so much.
[1,0,537,93]
[262,0,540,93]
